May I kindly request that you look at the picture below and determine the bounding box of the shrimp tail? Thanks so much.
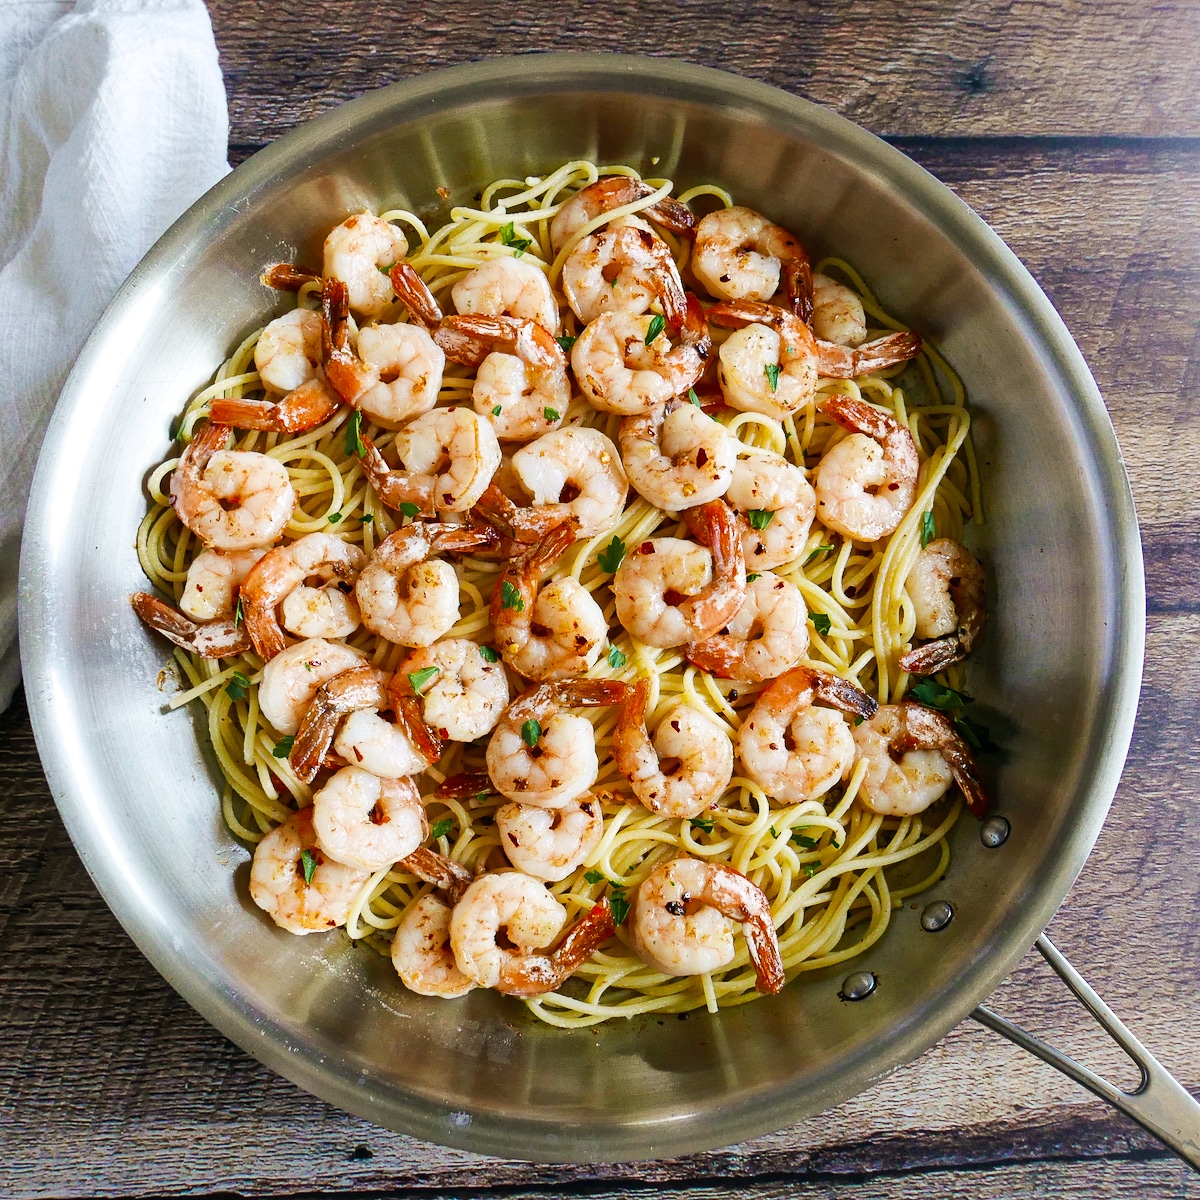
[554,678,628,709]
[389,261,444,329]
[684,635,744,678]
[899,636,967,676]
[785,258,814,326]
[261,263,321,291]
[130,592,252,659]
[210,377,341,434]
[897,701,989,818]
[359,435,438,516]
[425,521,502,557]
[489,517,580,628]
[434,771,493,800]
[678,500,747,636]
[707,862,785,994]
[816,331,922,379]
[321,277,374,404]
[498,899,615,998]
[706,298,777,331]
[810,668,879,721]
[396,846,473,904]
[644,196,697,237]
[385,676,445,766]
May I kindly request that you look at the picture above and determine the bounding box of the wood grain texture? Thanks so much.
[206,0,1200,142]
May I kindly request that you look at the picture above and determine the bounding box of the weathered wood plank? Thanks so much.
[205,0,1200,141]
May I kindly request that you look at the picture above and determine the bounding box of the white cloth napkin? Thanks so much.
[0,0,229,712]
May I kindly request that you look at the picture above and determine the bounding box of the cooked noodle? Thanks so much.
[137,160,978,1026]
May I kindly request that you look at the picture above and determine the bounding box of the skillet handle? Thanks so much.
[972,934,1200,1170]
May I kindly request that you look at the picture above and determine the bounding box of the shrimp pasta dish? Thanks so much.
[133,160,990,1027]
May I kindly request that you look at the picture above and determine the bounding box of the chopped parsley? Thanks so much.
[803,861,820,878]
[521,718,542,748]
[920,510,936,549]
[609,888,630,925]
[327,511,342,524]
[543,407,561,423]
[500,580,525,612]
[804,543,835,565]
[690,815,715,834]
[644,313,666,345]
[764,362,781,392]
[398,501,420,519]
[345,410,365,458]
[407,666,440,695]
[809,612,832,636]
[598,535,626,574]
[479,645,500,663]
[361,513,374,524]
[746,573,760,583]
[499,221,532,256]
[224,671,250,702]
[491,404,502,417]
[300,848,318,884]
[584,869,606,885]
[791,831,819,850]
[607,646,626,669]
[233,595,244,627]
[272,735,294,758]
[688,388,702,407]
[769,826,779,839]
[747,509,775,531]
[909,679,972,710]
[556,335,577,353]
[430,817,455,840]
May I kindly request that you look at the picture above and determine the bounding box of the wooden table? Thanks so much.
[4,3,1199,1195]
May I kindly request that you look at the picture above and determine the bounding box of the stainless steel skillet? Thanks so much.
[18,54,1196,1164]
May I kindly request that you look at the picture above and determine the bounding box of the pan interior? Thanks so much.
[19,57,1142,1162]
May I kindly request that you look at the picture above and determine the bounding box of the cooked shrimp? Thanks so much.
[571,303,710,415]
[289,664,440,782]
[210,309,342,434]
[725,447,816,571]
[485,679,626,806]
[355,521,498,647]
[392,894,476,997]
[321,279,444,429]
[474,426,628,542]
[612,680,734,819]
[736,665,878,804]
[170,421,295,551]
[256,637,364,736]
[692,206,811,319]
[548,175,696,252]
[686,571,809,682]
[813,394,919,542]
[709,300,820,420]
[491,518,607,681]
[561,223,687,326]
[130,592,252,659]
[241,532,365,661]
[811,272,867,347]
[853,701,988,817]
[279,581,360,643]
[710,299,921,419]
[323,213,408,317]
[451,256,560,334]
[392,407,502,514]
[450,872,614,997]
[629,856,784,994]
[612,500,746,649]
[435,314,569,443]
[899,539,987,675]
[618,397,736,512]
[249,808,371,935]
[178,548,265,621]
[495,793,604,882]
[311,767,427,871]
[396,638,510,742]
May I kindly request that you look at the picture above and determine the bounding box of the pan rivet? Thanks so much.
[840,971,876,1001]
[920,900,954,931]
[980,816,1010,848]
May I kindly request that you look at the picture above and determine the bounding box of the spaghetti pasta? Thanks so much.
[136,160,981,1027]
